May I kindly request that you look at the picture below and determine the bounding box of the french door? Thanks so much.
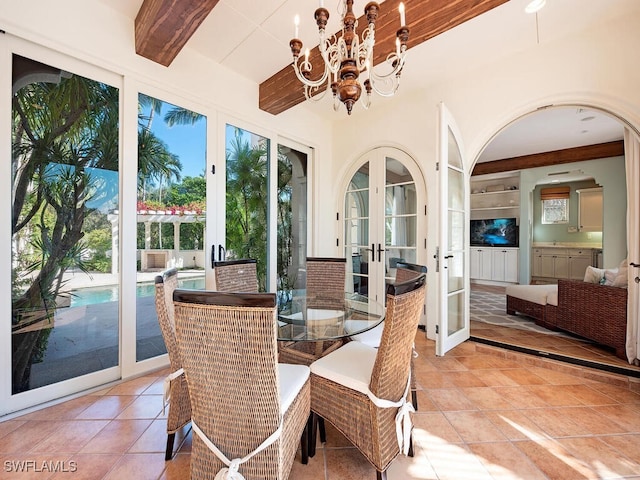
[212,120,311,293]
[343,148,426,307]
[436,103,470,355]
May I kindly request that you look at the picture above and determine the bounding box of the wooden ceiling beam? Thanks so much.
[259,0,508,115]
[471,140,625,176]
[135,0,220,67]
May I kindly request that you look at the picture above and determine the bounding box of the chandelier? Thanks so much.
[289,0,409,115]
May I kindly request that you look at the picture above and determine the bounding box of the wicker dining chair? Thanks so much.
[346,262,427,410]
[278,257,346,366]
[309,274,426,480]
[213,258,259,293]
[154,268,192,460]
[172,289,310,480]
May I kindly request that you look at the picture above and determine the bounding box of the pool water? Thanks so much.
[70,276,205,307]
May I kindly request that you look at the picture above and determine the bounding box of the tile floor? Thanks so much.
[470,283,640,376]
[2,330,640,479]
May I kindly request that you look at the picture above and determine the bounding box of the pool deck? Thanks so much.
[60,268,205,290]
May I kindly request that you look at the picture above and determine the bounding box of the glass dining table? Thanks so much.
[276,290,385,342]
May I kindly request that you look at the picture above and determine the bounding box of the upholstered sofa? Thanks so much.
[506,274,628,360]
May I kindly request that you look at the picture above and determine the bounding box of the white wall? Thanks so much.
[324,8,640,339]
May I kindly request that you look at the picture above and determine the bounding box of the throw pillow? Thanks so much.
[613,259,629,288]
[603,268,619,286]
[584,266,605,284]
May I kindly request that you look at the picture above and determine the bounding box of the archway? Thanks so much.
[468,104,640,374]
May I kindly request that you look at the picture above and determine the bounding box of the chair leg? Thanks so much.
[301,417,309,465]
[308,413,317,458]
[408,433,414,457]
[318,416,326,443]
[165,433,176,461]
[411,388,418,411]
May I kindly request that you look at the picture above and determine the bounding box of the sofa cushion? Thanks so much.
[505,284,556,305]
[613,259,628,288]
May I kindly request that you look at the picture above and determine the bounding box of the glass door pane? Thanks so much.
[136,94,206,361]
[224,124,269,290]
[344,163,371,296]
[11,55,120,393]
[384,157,417,284]
[277,144,307,291]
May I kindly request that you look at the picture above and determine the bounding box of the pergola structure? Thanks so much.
[108,210,205,273]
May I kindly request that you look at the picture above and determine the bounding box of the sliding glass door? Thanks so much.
[9,52,121,406]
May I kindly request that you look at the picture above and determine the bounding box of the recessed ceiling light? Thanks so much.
[525,0,546,14]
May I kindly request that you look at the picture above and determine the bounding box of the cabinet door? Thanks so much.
[532,249,543,277]
[577,188,603,232]
[492,250,506,282]
[540,255,556,278]
[554,255,569,279]
[568,254,592,280]
[503,249,519,283]
[470,248,481,279]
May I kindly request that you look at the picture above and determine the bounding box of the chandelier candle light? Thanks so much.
[290,0,409,115]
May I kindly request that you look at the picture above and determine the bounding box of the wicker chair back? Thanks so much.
[154,268,191,460]
[172,289,309,480]
[213,258,259,293]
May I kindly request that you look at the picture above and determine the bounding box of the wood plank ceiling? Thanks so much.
[134,0,508,114]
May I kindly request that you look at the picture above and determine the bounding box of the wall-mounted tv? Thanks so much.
[470,218,519,247]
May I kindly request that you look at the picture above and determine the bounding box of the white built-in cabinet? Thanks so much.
[531,247,596,281]
[470,247,519,283]
[576,187,603,232]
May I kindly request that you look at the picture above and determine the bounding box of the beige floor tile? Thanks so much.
[427,388,478,412]
[412,412,463,444]
[29,420,110,454]
[558,436,640,477]
[115,395,163,420]
[513,439,595,479]
[467,441,548,480]
[102,453,167,480]
[458,386,516,410]
[444,411,508,443]
[75,396,137,420]
[158,452,191,480]
[323,447,376,479]
[79,419,153,454]
[49,453,121,479]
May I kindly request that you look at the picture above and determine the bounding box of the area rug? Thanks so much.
[470,289,572,336]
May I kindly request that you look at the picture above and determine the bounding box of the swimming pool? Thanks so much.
[70,276,205,307]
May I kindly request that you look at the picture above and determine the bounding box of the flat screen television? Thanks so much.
[470,218,519,247]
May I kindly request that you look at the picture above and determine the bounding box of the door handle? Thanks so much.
[218,245,226,262]
[211,245,216,268]
[366,243,375,262]
[377,243,385,263]
[630,262,640,268]
[443,254,453,269]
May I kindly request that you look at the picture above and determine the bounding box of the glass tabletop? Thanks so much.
[276,290,385,342]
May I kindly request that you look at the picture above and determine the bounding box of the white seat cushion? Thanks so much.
[344,321,384,348]
[278,363,310,414]
[505,284,556,305]
[310,341,377,395]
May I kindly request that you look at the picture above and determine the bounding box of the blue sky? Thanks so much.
[143,102,207,179]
